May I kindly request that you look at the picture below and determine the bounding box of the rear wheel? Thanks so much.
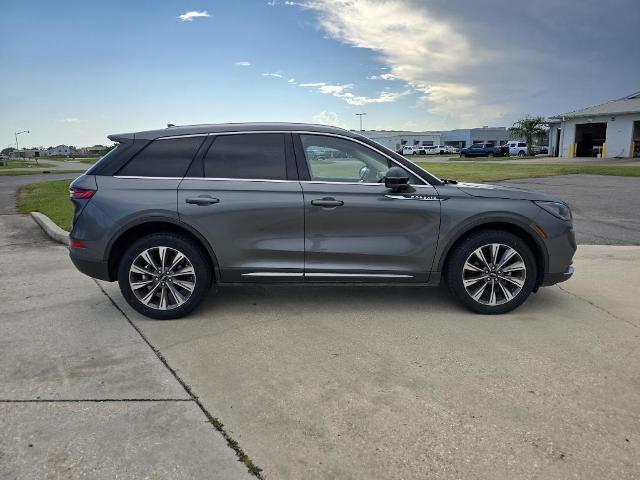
[445,230,536,314]
[518,150,525,157]
[117,233,212,319]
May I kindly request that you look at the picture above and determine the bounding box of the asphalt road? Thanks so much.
[499,174,640,245]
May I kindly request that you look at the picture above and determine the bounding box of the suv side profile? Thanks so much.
[69,123,575,319]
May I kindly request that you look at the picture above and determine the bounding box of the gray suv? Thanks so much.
[69,123,575,319]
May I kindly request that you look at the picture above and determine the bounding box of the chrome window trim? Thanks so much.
[146,129,435,186]
[114,176,183,180]
[183,177,295,183]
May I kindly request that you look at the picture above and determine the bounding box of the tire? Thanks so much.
[117,233,212,320]
[518,151,525,157]
[445,230,537,314]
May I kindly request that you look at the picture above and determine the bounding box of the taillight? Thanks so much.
[70,188,95,199]
[69,238,86,249]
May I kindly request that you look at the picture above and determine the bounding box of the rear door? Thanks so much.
[178,132,304,282]
[295,133,441,282]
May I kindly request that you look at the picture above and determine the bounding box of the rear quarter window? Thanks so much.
[117,136,204,177]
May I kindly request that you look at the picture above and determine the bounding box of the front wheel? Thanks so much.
[117,233,212,319]
[445,230,537,314]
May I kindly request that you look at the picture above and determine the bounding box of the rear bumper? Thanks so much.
[69,253,111,281]
[541,264,574,286]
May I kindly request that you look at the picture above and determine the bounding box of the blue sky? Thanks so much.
[2,0,639,147]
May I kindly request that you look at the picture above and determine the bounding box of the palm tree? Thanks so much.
[508,116,548,156]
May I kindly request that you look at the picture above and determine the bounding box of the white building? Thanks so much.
[440,127,509,149]
[360,127,509,152]
[548,91,640,158]
[359,130,441,152]
[48,144,75,156]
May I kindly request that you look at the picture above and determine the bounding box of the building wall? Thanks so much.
[441,127,508,148]
[557,114,638,158]
[361,132,441,152]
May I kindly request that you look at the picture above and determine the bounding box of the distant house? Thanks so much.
[11,148,49,158]
[48,145,75,156]
[77,145,107,155]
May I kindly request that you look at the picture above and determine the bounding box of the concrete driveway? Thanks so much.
[0,214,254,479]
[2,173,640,479]
[99,245,640,480]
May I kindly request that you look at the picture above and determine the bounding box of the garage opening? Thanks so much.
[575,122,607,157]
[633,121,640,158]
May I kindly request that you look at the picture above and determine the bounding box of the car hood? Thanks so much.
[454,182,563,202]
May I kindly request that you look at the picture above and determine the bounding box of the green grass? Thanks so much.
[17,180,74,231]
[413,161,640,182]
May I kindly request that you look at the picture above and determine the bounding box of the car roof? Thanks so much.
[108,122,354,142]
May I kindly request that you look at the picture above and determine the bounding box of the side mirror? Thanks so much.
[384,166,410,190]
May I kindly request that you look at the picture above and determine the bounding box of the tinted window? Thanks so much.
[518,142,526,147]
[204,133,286,180]
[118,137,203,177]
[300,134,420,184]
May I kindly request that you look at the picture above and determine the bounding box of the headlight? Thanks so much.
[535,201,572,221]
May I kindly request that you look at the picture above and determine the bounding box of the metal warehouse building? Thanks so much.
[548,91,640,158]
[359,130,442,152]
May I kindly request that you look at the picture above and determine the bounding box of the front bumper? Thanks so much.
[541,264,574,286]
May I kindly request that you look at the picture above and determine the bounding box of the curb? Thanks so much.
[31,212,69,245]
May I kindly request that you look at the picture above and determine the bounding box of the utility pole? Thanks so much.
[355,113,367,131]
[14,130,30,153]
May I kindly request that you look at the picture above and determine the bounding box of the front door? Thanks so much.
[178,132,304,282]
[295,133,441,282]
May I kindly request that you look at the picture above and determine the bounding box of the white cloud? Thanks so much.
[60,118,80,123]
[367,73,397,81]
[288,78,296,84]
[313,111,347,128]
[297,0,504,125]
[235,61,251,67]
[262,72,284,78]
[301,82,410,106]
[178,11,210,22]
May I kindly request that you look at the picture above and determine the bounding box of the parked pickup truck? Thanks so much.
[459,143,509,158]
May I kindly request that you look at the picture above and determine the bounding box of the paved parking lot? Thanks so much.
[1,174,639,479]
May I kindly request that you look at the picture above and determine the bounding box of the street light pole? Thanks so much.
[14,130,30,152]
[355,113,367,131]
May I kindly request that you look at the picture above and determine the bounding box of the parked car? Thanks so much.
[429,145,457,155]
[459,143,509,157]
[69,123,575,319]
[506,141,528,156]
[401,145,417,155]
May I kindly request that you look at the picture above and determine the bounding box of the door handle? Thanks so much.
[311,197,344,208]
[185,195,220,206]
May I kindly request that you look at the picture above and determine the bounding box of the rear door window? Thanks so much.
[118,136,204,177]
[203,133,287,180]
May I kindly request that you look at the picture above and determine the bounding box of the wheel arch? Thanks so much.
[437,220,548,288]
[105,217,220,282]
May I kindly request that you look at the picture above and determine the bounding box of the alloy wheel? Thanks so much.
[462,243,526,306]
[128,246,196,310]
